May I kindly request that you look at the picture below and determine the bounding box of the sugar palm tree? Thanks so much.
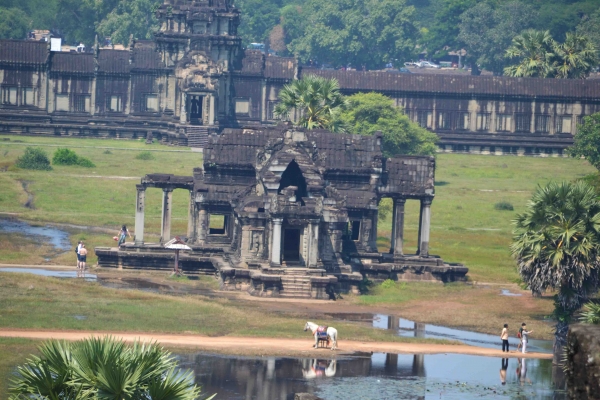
[10,336,212,400]
[553,32,598,79]
[504,30,556,78]
[511,181,600,343]
[274,75,348,132]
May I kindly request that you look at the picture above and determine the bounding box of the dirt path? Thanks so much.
[0,329,551,360]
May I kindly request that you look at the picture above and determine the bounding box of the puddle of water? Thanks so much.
[176,352,564,400]
[501,289,523,297]
[0,218,71,252]
[0,268,96,282]
[74,315,87,320]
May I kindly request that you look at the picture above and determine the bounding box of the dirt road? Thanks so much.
[0,329,551,359]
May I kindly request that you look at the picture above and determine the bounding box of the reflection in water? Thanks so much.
[0,267,97,281]
[177,352,563,400]
[0,218,71,251]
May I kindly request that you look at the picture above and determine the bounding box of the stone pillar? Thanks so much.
[134,185,145,245]
[179,92,187,124]
[271,218,283,265]
[390,198,405,256]
[308,221,319,268]
[369,209,379,252]
[160,188,173,243]
[187,190,196,243]
[197,205,208,245]
[208,95,215,125]
[418,198,432,256]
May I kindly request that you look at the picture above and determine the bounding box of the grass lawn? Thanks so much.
[0,338,39,398]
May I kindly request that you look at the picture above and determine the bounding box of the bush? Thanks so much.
[579,302,600,324]
[52,148,95,168]
[494,201,514,211]
[135,151,155,160]
[380,279,396,289]
[15,147,52,170]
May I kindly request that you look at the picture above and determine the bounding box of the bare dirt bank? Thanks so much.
[0,329,551,360]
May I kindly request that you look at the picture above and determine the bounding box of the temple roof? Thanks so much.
[0,40,47,65]
[51,52,95,74]
[98,49,130,74]
[131,41,164,70]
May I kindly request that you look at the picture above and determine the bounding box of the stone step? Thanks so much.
[280,293,312,298]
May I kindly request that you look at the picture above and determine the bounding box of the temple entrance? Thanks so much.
[282,228,301,262]
[278,160,307,204]
[188,95,203,125]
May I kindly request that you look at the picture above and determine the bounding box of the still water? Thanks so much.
[0,218,71,252]
[176,352,562,400]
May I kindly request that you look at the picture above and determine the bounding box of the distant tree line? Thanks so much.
[1,0,599,77]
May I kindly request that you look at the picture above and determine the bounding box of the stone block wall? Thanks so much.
[565,324,600,400]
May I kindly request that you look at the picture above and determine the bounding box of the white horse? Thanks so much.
[304,321,338,350]
[302,359,337,379]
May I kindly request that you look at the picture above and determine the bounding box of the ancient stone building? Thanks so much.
[96,124,467,298]
[1,0,600,154]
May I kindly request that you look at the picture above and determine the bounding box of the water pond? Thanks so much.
[0,218,71,252]
[177,351,563,400]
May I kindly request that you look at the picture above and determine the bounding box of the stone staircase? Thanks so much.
[280,268,312,298]
[185,125,209,148]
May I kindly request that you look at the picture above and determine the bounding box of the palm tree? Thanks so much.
[511,181,600,343]
[504,30,556,78]
[553,32,598,79]
[10,336,213,400]
[274,75,348,132]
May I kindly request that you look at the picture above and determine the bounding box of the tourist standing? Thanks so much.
[521,323,533,353]
[76,240,83,269]
[517,323,524,351]
[500,358,508,385]
[79,244,88,270]
[118,225,131,246]
[500,323,509,352]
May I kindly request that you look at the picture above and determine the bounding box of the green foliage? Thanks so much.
[577,8,600,52]
[336,92,438,157]
[579,301,600,324]
[380,279,396,289]
[15,147,52,171]
[494,201,514,211]
[569,113,600,169]
[236,0,282,44]
[421,0,476,59]
[358,276,373,294]
[9,336,207,400]
[0,7,30,39]
[96,0,160,45]
[505,30,599,79]
[511,181,600,342]
[458,1,538,75]
[275,75,347,131]
[378,198,392,220]
[52,148,96,168]
[135,151,155,160]
[287,0,419,69]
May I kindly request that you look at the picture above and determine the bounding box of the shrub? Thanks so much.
[579,302,600,324]
[135,151,155,160]
[494,201,514,211]
[103,149,112,154]
[380,279,396,289]
[15,147,52,170]
[53,148,95,168]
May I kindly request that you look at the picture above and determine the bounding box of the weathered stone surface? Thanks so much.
[294,394,323,400]
[566,324,600,400]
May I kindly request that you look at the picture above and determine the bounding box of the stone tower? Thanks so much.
[154,0,241,126]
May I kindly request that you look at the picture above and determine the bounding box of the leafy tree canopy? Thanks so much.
[0,7,31,40]
[458,1,537,75]
[569,113,600,170]
[287,0,419,69]
[335,92,438,157]
[421,0,476,59]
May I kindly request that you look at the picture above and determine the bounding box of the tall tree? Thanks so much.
[511,181,600,343]
[9,336,210,400]
[421,0,476,60]
[554,32,598,79]
[0,8,31,39]
[504,30,556,78]
[458,1,537,75]
[287,0,419,69]
[569,113,600,170]
[577,7,600,52]
[96,0,160,45]
[274,75,347,132]
[335,92,438,157]
[236,0,282,45]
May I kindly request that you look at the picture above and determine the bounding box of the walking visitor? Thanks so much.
[75,240,83,269]
[500,323,509,352]
[521,323,533,353]
[118,225,131,246]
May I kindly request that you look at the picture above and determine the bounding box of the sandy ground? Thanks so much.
[0,329,551,360]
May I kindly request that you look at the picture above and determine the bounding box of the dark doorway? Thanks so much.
[278,160,308,204]
[189,95,203,125]
[283,228,301,262]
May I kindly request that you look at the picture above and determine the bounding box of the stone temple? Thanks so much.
[96,124,467,298]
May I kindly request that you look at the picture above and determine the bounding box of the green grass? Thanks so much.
[0,338,39,398]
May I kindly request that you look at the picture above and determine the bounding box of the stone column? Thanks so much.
[160,188,173,243]
[187,190,197,243]
[179,92,187,124]
[134,185,145,245]
[369,209,379,252]
[308,221,319,268]
[197,204,208,245]
[390,198,406,256]
[418,198,432,256]
[271,218,283,265]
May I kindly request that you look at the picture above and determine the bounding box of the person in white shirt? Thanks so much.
[521,323,533,353]
[500,323,510,352]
